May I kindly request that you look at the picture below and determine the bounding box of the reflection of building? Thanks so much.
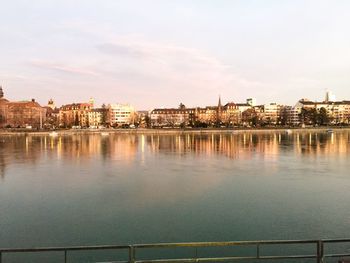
[148,133,282,160]
[108,103,135,127]
[0,87,46,128]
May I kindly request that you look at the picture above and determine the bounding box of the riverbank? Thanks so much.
[0,127,349,136]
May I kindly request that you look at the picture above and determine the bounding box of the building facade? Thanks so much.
[151,107,196,127]
[0,87,46,128]
[88,108,109,128]
[108,104,136,127]
[59,103,92,128]
[150,99,241,127]
[287,97,350,126]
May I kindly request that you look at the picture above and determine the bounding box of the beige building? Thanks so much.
[288,97,350,126]
[151,99,241,127]
[262,103,282,124]
[151,107,196,127]
[59,103,92,128]
[88,108,108,128]
[108,103,136,127]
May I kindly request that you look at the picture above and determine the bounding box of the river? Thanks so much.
[0,131,349,262]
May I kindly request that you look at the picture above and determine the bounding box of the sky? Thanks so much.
[0,0,350,109]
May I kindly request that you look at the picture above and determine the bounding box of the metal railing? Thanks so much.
[1,239,350,263]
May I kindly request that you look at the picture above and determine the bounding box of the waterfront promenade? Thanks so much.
[0,127,349,136]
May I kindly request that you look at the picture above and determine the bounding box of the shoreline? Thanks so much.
[0,127,349,136]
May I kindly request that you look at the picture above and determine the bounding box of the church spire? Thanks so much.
[218,95,222,108]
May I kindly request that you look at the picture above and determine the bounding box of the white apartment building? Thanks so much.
[108,103,135,126]
[263,103,281,124]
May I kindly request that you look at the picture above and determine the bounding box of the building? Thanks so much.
[43,99,60,128]
[262,103,282,124]
[151,107,196,127]
[0,86,9,126]
[332,101,350,124]
[288,92,350,126]
[247,98,257,107]
[151,98,242,127]
[59,102,136,128]
[0,87,9,127]
[0,87,47,129]
[325,90,336,102]
[108,103,136,127]
[222,103,241,125]
[59,103,92,128]
[47,99,55,110]
[88,108,109,128]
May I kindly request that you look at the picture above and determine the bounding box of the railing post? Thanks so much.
[317,240,324,263]
[257,244,260,259]
[0,252,2,263]
[129,246,135,263]
[64,250,67,263]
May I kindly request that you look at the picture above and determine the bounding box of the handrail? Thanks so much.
[134,239,320,248]
[1,238,350,263]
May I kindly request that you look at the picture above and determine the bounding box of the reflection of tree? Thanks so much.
[0,131,349,181]
[0,113,4,126]
[149,132,350,160]
[0,153,5,179]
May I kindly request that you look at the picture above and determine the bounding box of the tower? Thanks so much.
[247,98,257,107]
[325,90,336,102]
[89,97,95,108]
[0,86,3,98]
[217,95,222,124]
[48,99,55,109]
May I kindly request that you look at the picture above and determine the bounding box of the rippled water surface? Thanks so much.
[1,131,350,262]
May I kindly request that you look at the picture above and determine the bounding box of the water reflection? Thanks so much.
[1,131,350,256]
[0,131,349,179]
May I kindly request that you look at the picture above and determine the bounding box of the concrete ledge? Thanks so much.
[0,127,350,136]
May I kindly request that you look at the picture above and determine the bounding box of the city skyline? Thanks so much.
[1,0,350,108]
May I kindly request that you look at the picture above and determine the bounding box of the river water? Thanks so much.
[0,131,350,262]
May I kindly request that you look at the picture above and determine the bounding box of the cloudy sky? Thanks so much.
[1,0,349,109]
